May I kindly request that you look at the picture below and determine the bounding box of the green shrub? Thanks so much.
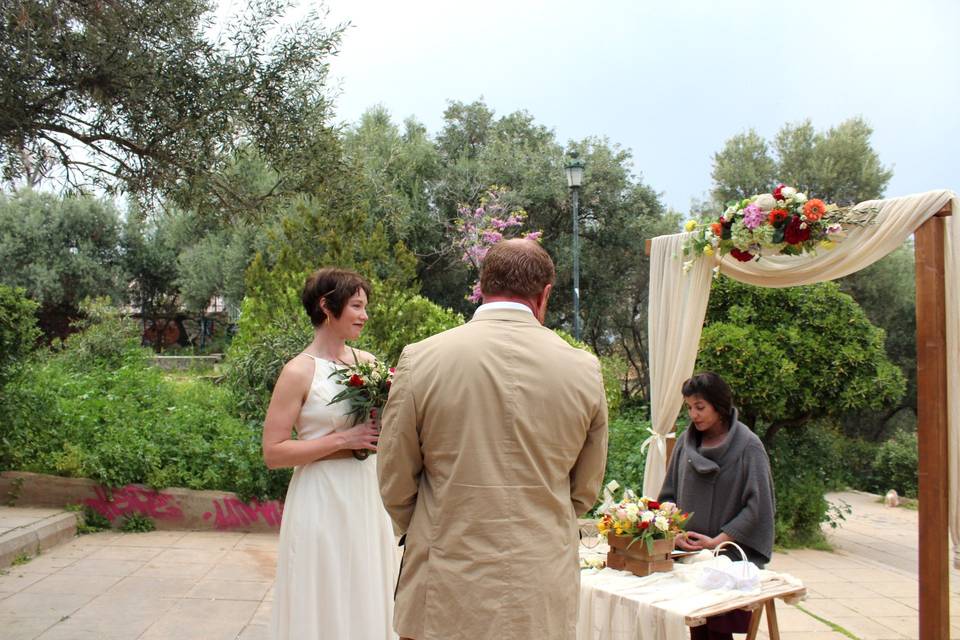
[601,410,651,494]
[872,430,918,498]
[834,436,881,492]
[766,421,845,547]
[60,298,142,369]
[0,337,290,501]
[0,285,40,385]
[119,513,156,533]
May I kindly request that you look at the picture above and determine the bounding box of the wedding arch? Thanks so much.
[642,189,957,640]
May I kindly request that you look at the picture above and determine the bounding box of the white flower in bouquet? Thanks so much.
[625,503,640,522]
[640,510,655,523]
[724,205,739,218]
[752,193,776,211]
[654,515,670,531]
[780,186,797,199]
[793,192,808,204]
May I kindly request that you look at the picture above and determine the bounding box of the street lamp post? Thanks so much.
[565,152,585,341]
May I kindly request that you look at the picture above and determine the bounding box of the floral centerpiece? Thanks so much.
[596,481,690,576]
[327,350,395,460]
[681,183,878,267]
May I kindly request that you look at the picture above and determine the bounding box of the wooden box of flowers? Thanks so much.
[597,483,690,577]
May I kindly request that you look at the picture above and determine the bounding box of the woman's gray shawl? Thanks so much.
[658,410,775,566]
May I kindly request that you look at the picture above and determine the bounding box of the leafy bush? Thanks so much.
[601,410,651,494]
[766,421,845,547]
[872,430,918,498]
[119,512,156,532]
[59,298,142,369]
[833,436,881,492]
[0,285,40,386]
[0,335,290,501]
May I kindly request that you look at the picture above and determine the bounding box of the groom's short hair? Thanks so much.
[480,239,555,299]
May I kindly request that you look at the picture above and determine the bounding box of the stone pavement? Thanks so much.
[0,489,955,639]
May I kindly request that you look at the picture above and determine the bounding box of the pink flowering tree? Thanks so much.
[452,186,542,302]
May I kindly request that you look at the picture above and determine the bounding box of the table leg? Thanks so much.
[765,600,780,639]
[745,605,764,640]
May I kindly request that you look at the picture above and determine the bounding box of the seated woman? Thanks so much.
[658,371,775,640]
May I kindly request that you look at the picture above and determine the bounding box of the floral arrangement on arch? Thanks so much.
[596,481,690,552]
[681,183,878,269]
[452,186,543,302]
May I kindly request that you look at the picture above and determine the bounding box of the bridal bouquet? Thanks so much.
[681,183,878,266]
[596,481,690,553]
[327,351,395,460]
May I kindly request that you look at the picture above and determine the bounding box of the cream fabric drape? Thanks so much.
[644,190,959,553]
[643,233,714,498]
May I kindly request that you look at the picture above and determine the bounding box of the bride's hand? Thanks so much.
[341,421,379,452]
[675,533,703,551]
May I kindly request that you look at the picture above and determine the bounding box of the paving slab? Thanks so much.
[0,489,957,639]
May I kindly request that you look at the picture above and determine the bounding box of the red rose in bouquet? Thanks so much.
[729,248,755,262]
[328,350,395,460]
[784,215,811,245]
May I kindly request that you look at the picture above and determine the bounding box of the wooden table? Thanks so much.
[578,564,805,640]
[683,574,805,639]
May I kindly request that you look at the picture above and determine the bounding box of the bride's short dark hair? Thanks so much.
[301,268,371,327]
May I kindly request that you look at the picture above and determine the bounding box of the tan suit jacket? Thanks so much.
[378,308,609,640]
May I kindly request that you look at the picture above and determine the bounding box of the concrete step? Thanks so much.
[0,506,77,568]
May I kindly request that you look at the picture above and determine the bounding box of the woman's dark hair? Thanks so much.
[301,268,371,327]
[681,371,734,422]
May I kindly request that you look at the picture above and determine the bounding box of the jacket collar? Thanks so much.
[469,307,542,326]
[682,408,750,475]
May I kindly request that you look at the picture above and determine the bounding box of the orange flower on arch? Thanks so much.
[768,209,789,225]
[803,199,826,221]
[710,222,723,237]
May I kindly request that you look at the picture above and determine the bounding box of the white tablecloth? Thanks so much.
[577,563,803,640]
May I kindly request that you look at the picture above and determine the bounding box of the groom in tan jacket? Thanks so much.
[378,239,609,640]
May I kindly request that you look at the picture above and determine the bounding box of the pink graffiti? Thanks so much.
[83,485,184,521]
[202,497,284,530]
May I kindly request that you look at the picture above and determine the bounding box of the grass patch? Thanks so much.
[11,552,33,566]
[795,604,860,639]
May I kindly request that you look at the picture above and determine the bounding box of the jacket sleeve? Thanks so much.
[377,347,422,536]
[658,437,682,503]
[569,358,609,516]
[720,442,776,560]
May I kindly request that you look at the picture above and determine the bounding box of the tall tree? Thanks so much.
[0,190,123,337]
[1,0,344,217]
[710,130,777,204]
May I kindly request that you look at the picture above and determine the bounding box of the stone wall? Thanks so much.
[0,471,283,533]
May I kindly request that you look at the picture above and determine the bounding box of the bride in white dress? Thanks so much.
[262,267,398,640]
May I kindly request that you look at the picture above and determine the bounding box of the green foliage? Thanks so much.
[60,299,142,369]
[3,0,345,215]
[872,430,918,498]
[66,504,112,534]
[119,512,156,533]
[601,411,651,494]
[0,335,289,501]
[711,130,778,203]
[711,117,892,207]
[0,285,40,386]
[356,289,464,364]
[0,191,123,333]
[698,277,906,440]
[352,100,678,403]
[767,422,845,547]
[837,244,917,440]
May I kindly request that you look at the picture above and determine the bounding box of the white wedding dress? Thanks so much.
[271,355,399,639]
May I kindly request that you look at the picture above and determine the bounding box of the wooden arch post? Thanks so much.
[915,201,952,640]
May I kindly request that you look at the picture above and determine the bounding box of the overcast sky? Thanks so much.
[269,0,958,212]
